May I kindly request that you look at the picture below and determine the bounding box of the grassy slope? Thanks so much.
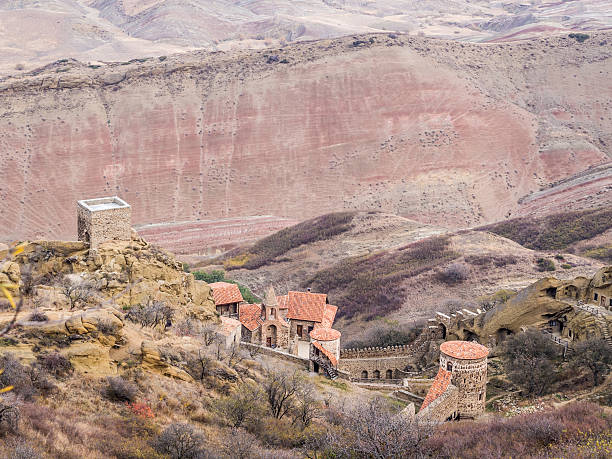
[304,235,459,320]
[223,212,357,270]
[480,207,612,251]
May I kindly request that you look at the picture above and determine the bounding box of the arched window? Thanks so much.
[361,370,368,379]
[386,369,393,379]
[373,370,380,379]
[446,362,453,371]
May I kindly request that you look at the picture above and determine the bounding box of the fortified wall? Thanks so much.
[338,328,441,380]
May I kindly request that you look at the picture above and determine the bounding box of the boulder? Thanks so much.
[140,341,193,382]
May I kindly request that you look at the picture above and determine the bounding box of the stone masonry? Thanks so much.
[77,197,131,249]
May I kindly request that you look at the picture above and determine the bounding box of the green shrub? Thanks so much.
[583,244,612,263]
[569,33,590,43]
[192,270,260,303]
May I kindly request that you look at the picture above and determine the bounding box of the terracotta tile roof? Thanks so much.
[310,327,341,341]
[277,295,289,309]
[421,368,452,411]
[239,303,262,331]
[320,304,337,328]
[286,291,328,323]
[209,282,244,306]
[312,341,338,367]
[219,316,241,336]
[440,340,489,360]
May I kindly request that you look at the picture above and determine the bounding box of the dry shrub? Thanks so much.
[0,400,19,436]
[154,422,206,459]
[9,440,41,459]
[225,212,357,270]
[435,262,469,285]
[306,235,458,319]
[0,354,53,400]
[27,310,47,322]
[426,402,610,458]
[104,376,137,402]
[36,352,72,378]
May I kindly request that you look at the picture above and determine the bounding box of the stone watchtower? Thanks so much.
[439,340,489,418]
[77,197,131,249]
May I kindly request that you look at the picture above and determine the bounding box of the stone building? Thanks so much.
[238,287,340,359]
[77,196,131,249]
[418,340,489,422]
[209,282,243,317]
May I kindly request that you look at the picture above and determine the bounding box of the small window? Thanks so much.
[594,293,598,301]
[447,362,453,371]
[297,325,303,337]
[478,393,483,401]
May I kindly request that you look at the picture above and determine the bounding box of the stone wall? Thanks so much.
[240,342,310,369]
[78,200,131,249]
[290,319,316,341]
[416,384,458,423]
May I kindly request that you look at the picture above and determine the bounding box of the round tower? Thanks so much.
[439,340,488,419]
[309,328,341,363]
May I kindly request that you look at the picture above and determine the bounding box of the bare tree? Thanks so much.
[292,381,319,429]
[126,299,173,328]
[221,428,257,459]
[59,276,94,310]
[262,368,302,419]
[188,349,211,382]
[227,342,245,368]
[503,329,559,396]
[155,422,206,459]
[217,382,262,427]
[200,324,217,346]
[570,338,612,386]
[310,397,431,459]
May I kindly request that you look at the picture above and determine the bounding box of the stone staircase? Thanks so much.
[595,316,612,347]
[314,355,338,380]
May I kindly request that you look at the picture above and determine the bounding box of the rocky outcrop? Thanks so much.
[140,341,193,382]
[13,233,216,321]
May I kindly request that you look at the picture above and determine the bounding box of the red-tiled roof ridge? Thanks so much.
[277,294,289,309]
[421,368,452,411]
[209,282,244,305]
[312,341,338,367]
[239,303,262,331]
[286,291,328,322]
[320,304,338,328]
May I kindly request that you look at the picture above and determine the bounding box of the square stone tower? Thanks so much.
[77,196,131,249]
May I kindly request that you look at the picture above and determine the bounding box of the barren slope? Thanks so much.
[2,0,611,75]
[0,32,610,250]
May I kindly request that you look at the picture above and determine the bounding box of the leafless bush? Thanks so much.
[291,382,319,429]
[221,428,257,459]
[96,319,119,336]
[154,422,206,459]
[36,352,72,378]
[126,300,173,328]
[58,276,95,310]
[0,401,19,436]
[313,397,430,458]
[27,310,47,322]
[435,263,470,285]
[104,376,137,402]
[262,368,303,419]
[9,441,41,459]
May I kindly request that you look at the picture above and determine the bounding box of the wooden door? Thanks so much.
[266,337,272,347]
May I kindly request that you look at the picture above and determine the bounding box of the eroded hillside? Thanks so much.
[0,32,611,251]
